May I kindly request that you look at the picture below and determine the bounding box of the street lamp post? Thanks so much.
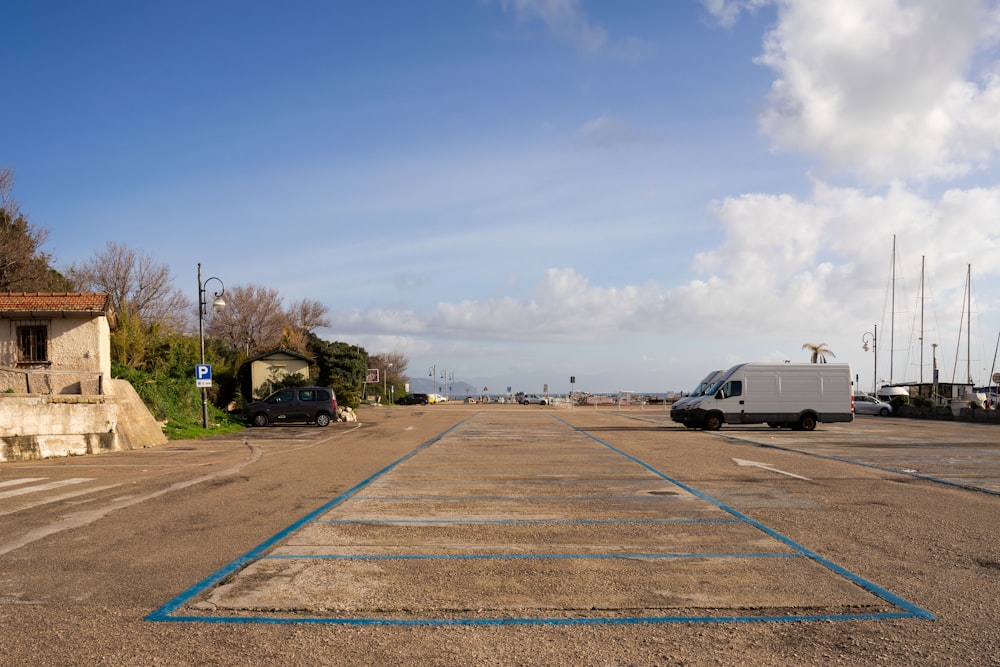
[198,263,226,428]
[384,362,393,405]
[862,324,877,394]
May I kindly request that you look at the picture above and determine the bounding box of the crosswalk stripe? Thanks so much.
[0,484,122,517]
[0,478,95,499]
[0,478,47,489]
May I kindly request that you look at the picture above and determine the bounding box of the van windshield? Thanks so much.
[689,371,721,397]
[704,367,739,397]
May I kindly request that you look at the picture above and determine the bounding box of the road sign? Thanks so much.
[195,364,212,388]
[366,369,379,383]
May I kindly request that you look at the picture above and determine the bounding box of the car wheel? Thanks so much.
[315,413,331,427]
[879,407,890,416]
[251,413,268,427]
[704,413,723,431]
[798,414,817,431]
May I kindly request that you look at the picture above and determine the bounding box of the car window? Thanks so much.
[299,389,315,401]
[270,389,295,404]
[719,381,742,399]
[315,389,330,402]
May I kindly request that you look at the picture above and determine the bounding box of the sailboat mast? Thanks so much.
[890,235,896,383]
[920,256,925,383]
[952,263,972,385]
[967,264,972,384]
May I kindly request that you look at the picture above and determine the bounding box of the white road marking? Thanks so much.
[0,484,122,517]
[0,442,262,557]
[732,458,811,481]
[0,478,96,499]
[0,477,46,488]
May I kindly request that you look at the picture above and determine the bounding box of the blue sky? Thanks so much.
[7,0,1000,394]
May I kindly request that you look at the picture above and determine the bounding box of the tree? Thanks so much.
[802,342,836,363]
[288,298,331,333]
[274,298,332,353]
[0,167,71,292]
[208,283,287,356]
[370,352,409,401]
[69,241,190,329]
[304,334,368,408]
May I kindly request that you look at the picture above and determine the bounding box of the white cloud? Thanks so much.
[753,0,1000,184]
[577,116,653,147]
[701,0,771,28]
[333,181,1000,352]
[496,0,608,51]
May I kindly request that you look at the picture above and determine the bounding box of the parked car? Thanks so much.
[398,393,429,405]
[521,394,547,405]
[854,393,892,416]
[246,386,338,427]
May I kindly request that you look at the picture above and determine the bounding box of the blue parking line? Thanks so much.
[350,495,693,501]
[551,415,936,621]
[148,413,935,625]
[319,518,740,524]
[145,416,472,623]
[262,552,800,561]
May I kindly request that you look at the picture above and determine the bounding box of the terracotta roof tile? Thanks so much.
[0,292,112,315]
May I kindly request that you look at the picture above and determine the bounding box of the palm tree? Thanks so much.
[802,342,836,364]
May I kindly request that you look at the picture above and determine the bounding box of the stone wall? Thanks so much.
[0,380,167,462]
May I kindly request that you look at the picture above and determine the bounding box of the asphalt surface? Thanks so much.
[1,404,998,665]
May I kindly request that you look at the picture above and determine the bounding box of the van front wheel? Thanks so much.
[704,413,723,431]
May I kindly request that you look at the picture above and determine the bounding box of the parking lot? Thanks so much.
[3,405,998,664]
[149,408,997,629]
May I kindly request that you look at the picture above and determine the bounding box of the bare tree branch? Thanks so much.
[69,241,189,329]
[287,298,331,332]
[208,283,287,355]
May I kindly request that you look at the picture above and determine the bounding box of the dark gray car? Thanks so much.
[246,386,338,427]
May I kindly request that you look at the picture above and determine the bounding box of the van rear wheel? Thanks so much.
[797,414,817,431]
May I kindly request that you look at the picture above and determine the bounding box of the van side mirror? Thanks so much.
[716,390,725,399]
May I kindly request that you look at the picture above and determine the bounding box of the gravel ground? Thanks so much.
[1,405,997,665]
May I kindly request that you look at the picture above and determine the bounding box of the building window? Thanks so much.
[17,324,48,363]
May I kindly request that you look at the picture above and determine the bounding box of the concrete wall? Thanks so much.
[0,379,167,463]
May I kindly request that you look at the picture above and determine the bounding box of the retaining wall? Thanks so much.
[0,379,167,462]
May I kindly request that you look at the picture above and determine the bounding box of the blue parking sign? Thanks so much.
[195,364,212,388]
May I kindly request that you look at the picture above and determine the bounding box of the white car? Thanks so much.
[521,394,547,405]
[854,394,892,416]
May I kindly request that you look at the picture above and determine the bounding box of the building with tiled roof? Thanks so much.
[0,292,113,317]
[0,292,114,394]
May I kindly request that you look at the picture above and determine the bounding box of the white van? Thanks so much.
[684,362,854,431]
[670,369,724,424]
